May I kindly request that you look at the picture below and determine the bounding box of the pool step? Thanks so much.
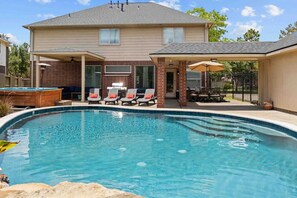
[187,119,254,135]
[176,120,260,142]
[167,115,253,134]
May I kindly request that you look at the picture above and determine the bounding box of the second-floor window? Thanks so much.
[99,29,120,45]
[163,28,184,44]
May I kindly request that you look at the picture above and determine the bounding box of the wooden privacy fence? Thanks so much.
[0,73,30,88]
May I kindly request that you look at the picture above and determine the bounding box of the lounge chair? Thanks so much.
[137,89,156,106]
[104,88,120,105]
[120,89,138,105]
[87,88,101,104]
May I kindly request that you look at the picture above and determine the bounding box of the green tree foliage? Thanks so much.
[187,7,228,42]
[279,21,297,39]
[237,28,260,42]
[210,29,260,90]
[8,43,30,77]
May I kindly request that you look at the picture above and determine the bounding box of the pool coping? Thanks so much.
[1,105,297,138]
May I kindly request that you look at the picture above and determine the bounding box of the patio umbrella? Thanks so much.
[188,61,224,90]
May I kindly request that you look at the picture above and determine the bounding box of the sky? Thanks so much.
[1,0,296,44]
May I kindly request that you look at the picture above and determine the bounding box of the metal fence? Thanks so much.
[231,71,258,102]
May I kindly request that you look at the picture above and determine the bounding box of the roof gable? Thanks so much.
[25,2,209,28]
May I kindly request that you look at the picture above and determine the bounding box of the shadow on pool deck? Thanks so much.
[164,99,262,111]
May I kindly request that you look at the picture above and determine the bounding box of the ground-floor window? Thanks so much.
[85,65,101,88]
[186,70,201,89]
[135,66,155,88]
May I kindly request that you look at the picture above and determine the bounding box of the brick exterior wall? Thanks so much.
[33,60,156,98]
[179,61,187,106]
[156,58,165,108]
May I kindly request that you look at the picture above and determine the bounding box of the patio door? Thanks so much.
[165,69,177,98]
[85,65,101,88]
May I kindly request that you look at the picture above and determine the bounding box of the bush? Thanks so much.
[223,82,232,91]
[0,97,12,117]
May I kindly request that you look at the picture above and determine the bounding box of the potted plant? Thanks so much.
[263,100,273,110]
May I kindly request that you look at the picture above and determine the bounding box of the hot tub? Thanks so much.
[0,87,62,107]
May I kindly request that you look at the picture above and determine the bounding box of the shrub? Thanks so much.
[223,82,232,91]
[0,97,12,117]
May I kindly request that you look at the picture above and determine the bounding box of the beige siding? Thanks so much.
[259,51,297,112]
[185,27,205,42]
[34,26,205,61]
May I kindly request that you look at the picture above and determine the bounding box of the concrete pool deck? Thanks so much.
[72,99,297,130]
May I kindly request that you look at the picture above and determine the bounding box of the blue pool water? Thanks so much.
[0,87,58,91]
[1,110,297,197]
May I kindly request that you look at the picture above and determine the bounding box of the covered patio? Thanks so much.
[31,47,105,102]
[150,43,266,108]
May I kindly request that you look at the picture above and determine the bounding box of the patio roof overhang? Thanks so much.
[31,47,105,61]
[150,53,266,64]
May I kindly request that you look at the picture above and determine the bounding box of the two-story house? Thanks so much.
[0,35,10,74]
[24,2,209,106]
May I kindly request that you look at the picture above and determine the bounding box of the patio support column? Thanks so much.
[157,57,166,108]
[179,61,187,106]
[81,55,86,102]
[35,55,40,87]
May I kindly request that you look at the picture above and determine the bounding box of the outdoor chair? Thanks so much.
[104,88,120,105]
[87,88,101,104]
[137,89,156,106]
[120,89,138,105]
[188,87,200,102]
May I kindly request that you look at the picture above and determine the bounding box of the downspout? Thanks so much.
[30,28,34,87]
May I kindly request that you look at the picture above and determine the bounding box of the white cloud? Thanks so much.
[261,14,266,18]
[241,6,256,17]
[77,0,91,6]
[233,21,262,36]
[3,33,21,44]
[37,14,56,19]
[150,0,181,10]
[265,4,284,16]
[34,0,53,3]
[220,7,229,14]
[226,21,232,27]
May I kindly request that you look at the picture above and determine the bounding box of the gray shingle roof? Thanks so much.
[151,32,297,55]
[24,2,209,28]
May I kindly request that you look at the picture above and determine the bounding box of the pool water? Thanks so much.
[1,110,297,197]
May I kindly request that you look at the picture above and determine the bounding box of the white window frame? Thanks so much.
[99,29,120,45]
[105,65,131,74]
[163,27,184,45]
[134,65,155,88]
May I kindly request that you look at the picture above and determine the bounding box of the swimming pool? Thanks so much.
[0,87,62,107]
[1,107,297,197]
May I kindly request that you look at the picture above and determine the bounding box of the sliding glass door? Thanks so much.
[135,66,155,88]
[85,65,101,88]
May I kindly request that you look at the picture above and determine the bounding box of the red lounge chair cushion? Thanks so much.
[109,93,117,98]
[127,94,134,99]
[145,94,153,99]
[90,93,98,98]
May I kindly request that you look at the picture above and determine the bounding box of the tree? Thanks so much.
[8,43,30,77]
[8,45,21,76]
[241,28,260,42]
[237,29,260,42]
[187,7,228,42]
[279,21,297,39]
